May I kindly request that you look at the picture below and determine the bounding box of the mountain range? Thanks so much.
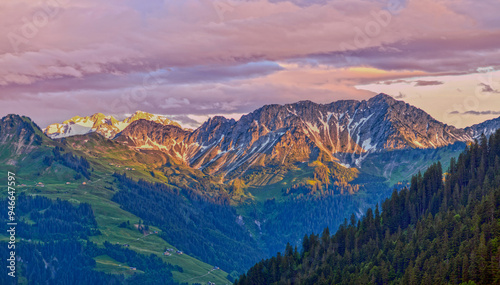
[44,110,181,139]
[45,94,500,178]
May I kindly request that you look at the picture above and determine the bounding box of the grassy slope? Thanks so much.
[0,136,230,284]
[95,255,144,276]
[0,178,230,284]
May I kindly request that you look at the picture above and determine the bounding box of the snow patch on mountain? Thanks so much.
[44,111,181,139]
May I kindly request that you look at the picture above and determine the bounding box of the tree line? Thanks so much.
[42,146,92,179]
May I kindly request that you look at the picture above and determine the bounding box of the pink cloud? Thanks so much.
[1,0,500,128]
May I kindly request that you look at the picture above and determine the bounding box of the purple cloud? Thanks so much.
[1,0,500,128]
[414,80,443,86]
[480,83,500,94]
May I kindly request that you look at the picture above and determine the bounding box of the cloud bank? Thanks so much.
[1,0,500,128]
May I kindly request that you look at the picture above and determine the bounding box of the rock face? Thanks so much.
[43,111,181,139]
[115,119,192,163]
[465,116,500,139]
[0,115,44,157]
[114,94,486,177]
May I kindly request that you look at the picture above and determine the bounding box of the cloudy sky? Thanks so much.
[1,0,500,129]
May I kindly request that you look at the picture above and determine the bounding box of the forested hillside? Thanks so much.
[236,132,500,284]
[112,173,263,273]
[0,195,187,285]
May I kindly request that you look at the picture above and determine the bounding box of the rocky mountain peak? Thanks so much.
[44,112,181,139]
[367,93,397,104]
[0,115,45,157]
[124,111,181,128]
[466,116,500,138]
[39,93,500,178]
[115,119,191,163]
